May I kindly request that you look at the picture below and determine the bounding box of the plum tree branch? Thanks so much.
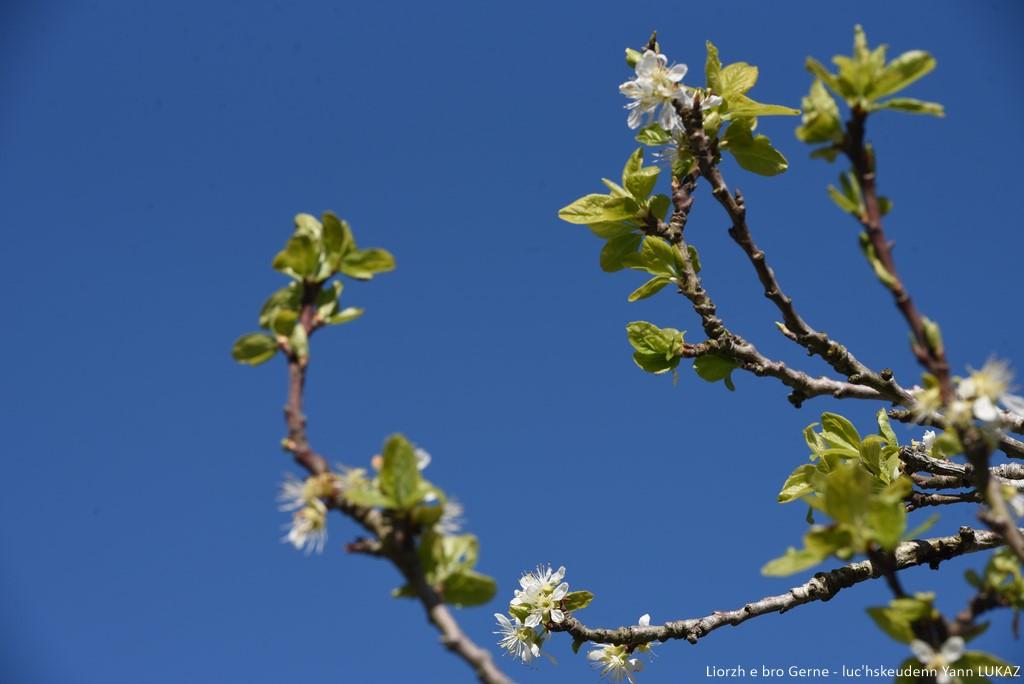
[278,284,511,684]
[551,527,1016,648]
[675,99,913,406]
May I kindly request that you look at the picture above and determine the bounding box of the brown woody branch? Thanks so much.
[841,108,1024,564]
[675,100,912,406]
[278,283,511,684]
[641,143,890,407]
[551,527,1015,648]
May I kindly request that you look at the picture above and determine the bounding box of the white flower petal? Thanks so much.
[667,63,688,81]
[638,614,650,626]
[550,608,564,623]
[910,639,935,663]
[940,636,965,662]
[974,396,999,422]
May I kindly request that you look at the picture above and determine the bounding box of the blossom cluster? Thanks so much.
[278,471,339,554]
[493,565,569,667]
[913,358,1024,431]
[495,566,656,682]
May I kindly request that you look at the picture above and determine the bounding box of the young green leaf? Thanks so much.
[340,248,395,281]
[272,234,320,280]
[628,276,672,302]
[232,333,279,366]
[558,194,612,224]
[379,434,423,509]
[693,354,739,390]
[723,120,789,176]
[442,570,497,608]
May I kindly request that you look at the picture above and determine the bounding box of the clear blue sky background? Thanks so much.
[2,1,1021,682]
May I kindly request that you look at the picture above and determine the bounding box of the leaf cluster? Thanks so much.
[764,411,935,576]
[231,212,394,366]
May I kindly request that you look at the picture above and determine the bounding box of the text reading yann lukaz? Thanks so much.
[705,664,1021,679]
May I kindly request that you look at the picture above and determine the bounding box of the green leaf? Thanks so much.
[796,80,842,144]
[628,276,671,302]
[600,233,642,273]
[859,232,899,289]
[326,307,364,325]
[648,194,671,222]
[622,148,660,200]
[635,124,672,146]
[293,213,322,241]
[288,322,308,359]
[600,196,641,223]
[315,280,343,321]
[559,194,610,224]
[820,462,872,525]
[379,434,423,510]
[867,496,906,550]
[258,284,302,328]
[625,47,641,68]
[232,333,278,366]
[820,413,861,452]
[705,41,722,93]
[866,607,915,644]
[321,212,353,269]
[761,546,827,576]
[638,235,679,278]
[344,486,397,508]
[340,248,395,281]
[723,120,789,176]
[778,464,816,503]
[827,186,860,216]
[876,409,898,447]
[272,234,319,280]
[587,221,635,240]
[562,590,594,612]
[725,94,799,118]
[719,62,758,96]
[271,308,298,336]
[694,354,739,391]
[442,570,497,608]
[870,50,936,99]
[804,57,844,98]
[874,97,944,116]
[626,321,685,375]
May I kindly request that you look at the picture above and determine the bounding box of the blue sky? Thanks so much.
[2,1,1022,682]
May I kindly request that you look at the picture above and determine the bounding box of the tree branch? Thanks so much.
[277,284,511,684]
[676,100,912,406]
[551,527,1015,648]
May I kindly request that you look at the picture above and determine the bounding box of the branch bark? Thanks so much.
[552,527,1015,648]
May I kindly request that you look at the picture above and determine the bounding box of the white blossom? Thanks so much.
[414,447,432,470]
[278,472,337,511]
[921,430,936,455]
[436,498,465,535]
[511,565,569,627]
[957,358,1024,425]
[494,613,541,664]
[283,501,327,555]
[620,51,694,131]
[910,637,964,684]
[588,643,644,684]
